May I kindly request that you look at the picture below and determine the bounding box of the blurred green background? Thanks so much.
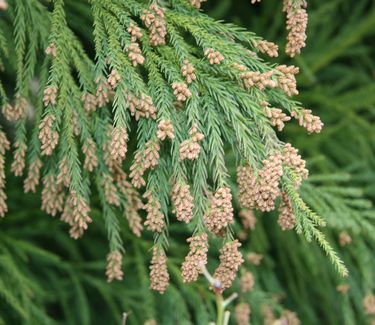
[1,0,375,324]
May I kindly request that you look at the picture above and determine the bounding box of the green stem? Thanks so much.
[215,292,224,325]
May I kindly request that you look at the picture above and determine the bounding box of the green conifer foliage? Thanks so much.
[0,0,374,324]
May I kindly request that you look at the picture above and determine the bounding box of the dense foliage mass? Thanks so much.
[0,0,374,324]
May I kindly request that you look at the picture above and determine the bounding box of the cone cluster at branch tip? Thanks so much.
[43,86,57,107]
[205,187,234,235]
[24,159,42,193]
[278,192,296,230]
[240,271,255,292]
[179,124,204,161]
[190,0,207,8]
[172,182,194,223]
[128,24,142,42]
[157,120,174,141]
[204,48,224,65]
[126,42,145,67]
[11,141,26,177]
[143,191,165,233]
[114,170,143,237]
[141,4,167,46]
[283,0,308,57]
[213,240,244,293]
[107,69,121,89]
[239,209,257,230]
[363,294,375,315]
[130,140,160,188]
[235,303,251,325]
[0,0,8,10]
[247,252,263,265]
[128,93,157,120]
[254,40,279,57]
[106,251,124,282]
[172,82,192,102]
[2,95,28,122]
[181,233,208,283]
[45,43,57,57]
[149,248,170,294]
[181,60,196,84]
[0,131,10,217]
[82,138,98,172]
[339,231,352,246]
[291,109,323,134]
[263,104,291,131]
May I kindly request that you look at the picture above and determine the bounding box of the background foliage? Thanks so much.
[0,0,375,324]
